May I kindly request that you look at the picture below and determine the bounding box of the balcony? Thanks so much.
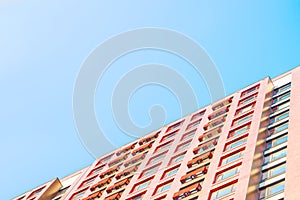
[193,139,218,155]
[173,183,202,200]
[108,154,128,167]
[82,191,102,200]
[132,142,152,156]
[90,177,112,191]
[124,154,146,167]
[116,144,135,156]
[100,166,120,178]
[138,132,159,145]
[104,192,122,200]
[203,116,226,131]
[208,106,229,120]
[180,166,207,184]
[187,151,213,168]
[198,127,222,142]
[106,178,130,193]
[212,97,233,111]
[115,165,138,180]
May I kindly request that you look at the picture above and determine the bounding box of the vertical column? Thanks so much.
[285,66,300,199]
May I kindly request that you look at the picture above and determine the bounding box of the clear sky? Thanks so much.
[1,1,299,199]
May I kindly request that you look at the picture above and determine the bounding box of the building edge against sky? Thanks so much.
[14,66,300,200]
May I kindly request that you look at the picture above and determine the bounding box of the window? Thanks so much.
[88,165,105,177]
[186,120,201,130]
[154,181,173,195]
[224,137,247,151]
[130,193,145,200]
[155,141,173,153]
[232,114,253,126]
[210,182,237,200]
[175,140,192,153]
[212,97,232,111]
[161,130,178,142]
[266,134,288,149]
[215,165,241,182]
[193,139,218,154]
[181,130,196,141]
[264,148,287,164]
[28,187,45,198]
[270,101,290,114]
[268,122,288,136]
[235,103,255,116]
[228,124,250,138]
[98,154,114,164]
[273,83,291,95]
[169,152,186,165]
[220,150,244,166]
[191,110,206,121]
[209,107,228,120]
[200,127,222,141]
[148,152,167,165]
[71,190,87,200]
[241,84,259,96]
[259,181,285,198]
[166,121,184,132]
[272,92,290,104]
[269,111,289,125]
[132,178,153,192]
[162,165,180,179]
[239,94,257,106]
[262,163,286,180]
[140,164,160,178]
[79,176,96,188]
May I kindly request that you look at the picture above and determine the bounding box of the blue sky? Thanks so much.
[1,1,299,199]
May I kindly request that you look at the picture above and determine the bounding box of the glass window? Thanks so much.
[148,153,167,165]
[141,165,160,178]
[170,153,186,165]
[181,130,196,141]
[161,131,178,142]
[80,177,96,188]
[220,151,244,166]
[262,163,286,180]
[278,83,291,93]
[133,179,152,192]
[191,110,205,120]
[260,181,285,198]
[162,166,180,179]
[264,148,287,164]
[236,104,254,115]
[211,183,237,200]
[225,137,247,151]
[187,120,201,130]
[272,92,290,104]
[215,166,241,182]
[72,190,86,200]
[176,140,191,152]
[239,94,257,106]
[167,121,183,132]
[241,85,259,96]
[266,134,288,149]
[273,83,291,95]
[269,111,289,125]
[233,114,253,126]
[268,123,289,136]
[228,125,249,138]
[155,141,173,153]
[131,194,144,200]
[270,101,290,114]
[155,182,172,194]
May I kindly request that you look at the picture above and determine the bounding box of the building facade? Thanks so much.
[14,67,300,200]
